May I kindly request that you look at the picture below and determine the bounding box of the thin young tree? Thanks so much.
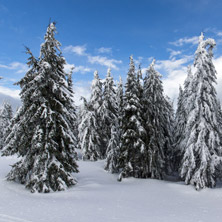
[79,71,103,160]
[100,68,117,157]
[2,23,78,193]
[105,77,123,173]
[0,101,13,149]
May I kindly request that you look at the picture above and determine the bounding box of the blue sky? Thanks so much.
[1,0,222,105]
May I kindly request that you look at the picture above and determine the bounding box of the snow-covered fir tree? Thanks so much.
[136,64,143,103]
[104,118,120,173]
[173,86,185,170]
[173,66,193,170]
[2,23,78,193]
[180,33,222,190]
[142,59,170,179]
[163,95,174,173]
[0,101,13,149]
[78,97,102,161]
[100,68,117,156]
[118,56,146,181]
[67,66,79,148]
[105,77,123,173]
[79,71,103,160]
[116,76,124,133]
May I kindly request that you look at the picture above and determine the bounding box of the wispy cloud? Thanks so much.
[204,27,222,37]
[63,45,87,56]
[97,47,112,54]
[170,36,199,47]
[64,44,122,70]
[155,55,193,72]
[73,81,91,106]
[167,48,182,59]
[74,66,91,74]
[0,62,28,74]
[88,55,122,70]
[0,86,20,99]
[212,56,222,102]
[154,55,194,104]
[64,63,91,74]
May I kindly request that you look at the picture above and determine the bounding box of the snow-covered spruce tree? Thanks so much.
[163,95,174,173]
[173,66,193,170]
[67,67,79,149]
[118,56,146,181]
[104,118,120,173]
[100,68,117,156]
[2,23,78,193]
[79,71,103,160]
[78,97,102,161]
[180,33,222,190]
[116,76,124,133]
[105,77,123,173]
[0,101,13,149]
[173,86,185,170]
[143,59,170,179]
[136,64,143,104]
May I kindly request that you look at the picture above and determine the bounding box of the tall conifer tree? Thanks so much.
[79,71,103,160]
[180,33,222,189]
[143,59,170,179]
[101,68,117,157]
[105,77,123,173]
[118,56,146,181]
[2,23,78,193]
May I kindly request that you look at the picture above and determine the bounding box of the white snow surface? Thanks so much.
[1,155,222,222]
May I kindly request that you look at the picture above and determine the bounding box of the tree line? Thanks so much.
[0,23,221,192]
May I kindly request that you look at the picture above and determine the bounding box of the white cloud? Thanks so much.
[74,66,91,74]
[64,63,75,73]
[154,55,194,105]
[63,44,121,69]
[170,36,199,47]
[157,54,222,107]
[88,55,122,70]
[73,81,91,106]
[97,47,112,54]
[134,56,144,65]
[0,62,28,74]
[64,63,91,74]
[0,86,20,99]
[63,45,87,56]
[167,48,182,59]
[148,56,154,63]
[155,55,193,72]
[212,56,222,102]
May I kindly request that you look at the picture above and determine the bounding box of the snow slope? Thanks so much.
[1,155,222,222]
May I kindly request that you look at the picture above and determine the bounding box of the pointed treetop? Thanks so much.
[150,58,156,68]
[119,76,122,84]
[94,70,99,78]
[129,55,134,66]
[107,68,111,77]
[199,32,204,43]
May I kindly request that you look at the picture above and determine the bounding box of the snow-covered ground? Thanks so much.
[1,156,222,222]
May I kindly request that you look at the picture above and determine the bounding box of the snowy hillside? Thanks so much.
[1,155,222,222]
